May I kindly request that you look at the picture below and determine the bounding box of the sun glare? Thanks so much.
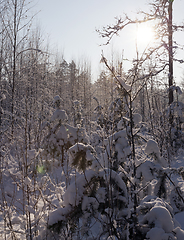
[136,24,155,45]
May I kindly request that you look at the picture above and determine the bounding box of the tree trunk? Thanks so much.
[11,0,17,136]
[168,1,173,105]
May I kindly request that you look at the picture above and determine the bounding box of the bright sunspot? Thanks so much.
[136,24,155,45]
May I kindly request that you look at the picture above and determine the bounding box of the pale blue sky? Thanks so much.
[32,0,184,83]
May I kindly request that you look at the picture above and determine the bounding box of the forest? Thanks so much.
[1,0,184,239]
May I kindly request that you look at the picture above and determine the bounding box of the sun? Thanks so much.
[136,23,155,45]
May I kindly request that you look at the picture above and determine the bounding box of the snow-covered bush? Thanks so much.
[47,132,130,238]
[48,166,129,239]
[68,143,98,172]
[45,77,184,239]
[46,111,184,239]
[138,196,184,240]
[42,96,89,161]
[102,128,131,170]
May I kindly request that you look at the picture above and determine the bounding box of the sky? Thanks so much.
[32,0,184,84]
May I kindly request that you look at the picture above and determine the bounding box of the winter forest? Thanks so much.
[1,0,184,239]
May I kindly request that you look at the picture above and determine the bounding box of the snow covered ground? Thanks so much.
[1,108,184,239]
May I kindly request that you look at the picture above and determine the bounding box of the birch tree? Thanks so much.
[0,0,37,135]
